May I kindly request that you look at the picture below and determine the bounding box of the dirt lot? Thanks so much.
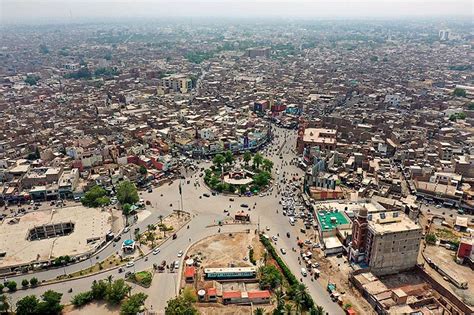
[184,232,267,314]
[187,232,264,269]
[196,303,273,315]
[299,243,375,315]
[424,245,474,306]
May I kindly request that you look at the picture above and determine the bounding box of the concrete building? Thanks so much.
[160,74,192,93]
[297,128,337,154]
[245,47,270,58]
[354,211,422,275]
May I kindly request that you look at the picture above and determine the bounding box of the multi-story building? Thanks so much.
[245,47,270,58]
[160,74,192,93]
[350,209,422,276]
[297,128,337,154]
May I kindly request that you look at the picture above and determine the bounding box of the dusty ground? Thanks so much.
[63,301,120,315]
[0,205,112,268]
[424,245,474,306]
[140,211,191,250]
[298,241,375,315]
[184,232,266,314]
[196,303,273,315]
[187,232,264,269]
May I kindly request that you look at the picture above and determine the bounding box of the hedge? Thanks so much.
[260,235,315,309]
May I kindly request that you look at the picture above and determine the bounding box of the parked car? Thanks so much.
[240,203,249,208]
[280,248,287,255]
[203,193,210,198]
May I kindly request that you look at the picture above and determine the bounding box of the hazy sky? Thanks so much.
[1,0,472,24]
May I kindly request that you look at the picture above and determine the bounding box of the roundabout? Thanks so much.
[203,151,274,195]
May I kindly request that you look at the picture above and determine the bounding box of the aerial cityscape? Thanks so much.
[0,1,473,314]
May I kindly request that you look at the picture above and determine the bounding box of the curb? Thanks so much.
[14,213,194,291]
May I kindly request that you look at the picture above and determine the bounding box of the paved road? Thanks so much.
[8,126,343,315]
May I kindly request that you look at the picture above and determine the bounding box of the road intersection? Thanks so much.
[8,126,344,314]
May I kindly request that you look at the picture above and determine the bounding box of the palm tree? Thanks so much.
[274,289,285,310]
[253,153,263,170]
[284,303,293,315]
[262,158,274,172]
[106,274,113,285]
[224,150,234,166]
[310,305,325,315]
[254,307,265,315]
[243,151,252,166]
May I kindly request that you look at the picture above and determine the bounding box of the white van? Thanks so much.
[301,268,307,276]
[289,217,295,226]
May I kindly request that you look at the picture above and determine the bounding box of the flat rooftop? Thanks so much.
[316,210,349,231]
[369,212,421,234]
[0,205,112,268]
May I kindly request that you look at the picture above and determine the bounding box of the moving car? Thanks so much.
[126,261,135,268]
[240,203,249,208]
[280,248,287,255]
[177,250,184,257]
[152,248,161,255]
[203,193,210,197]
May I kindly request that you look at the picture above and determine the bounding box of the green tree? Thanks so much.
[240,185,248,194]
[139,166,147,175]
[71,291,94,307]
[253,171,271,187]
[106,279,130,305]
[243,151,252,166]
[25,75,40,86]
[262,158,274,172]
[120,293,148,315]
[274,289,285,310]
[36,290,63,315]
[253,153,263,169]
[284,303,294,314]
[29,277,39,287]
[16,295,39,315]
[254,307,265,315]
[22,279,29,288]
[224,150,234,166]
[0,294,9,313]
[165,296,198,315]
[453,88,466,97]
[212,154,225,169]
[117,181,139,205]
[468,103,474,110]
[6,281,16,292]
[259,265,282,289]
[81,185,108,207]
[310,305,325,315]
[122,203,132,217]
[91,279,108,300]
[426,233,437,245]
[183,287,197,303]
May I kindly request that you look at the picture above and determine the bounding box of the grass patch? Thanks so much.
[128,270,153,288]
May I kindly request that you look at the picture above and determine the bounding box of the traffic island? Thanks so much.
[203,151,274,195]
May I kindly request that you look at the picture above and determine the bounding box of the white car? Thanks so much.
[280,248,287,255]
[123,227,130,233]
[272,236,278,242]
[152,248,161,255]
[126,261,135,268]
[177,250,184,257]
